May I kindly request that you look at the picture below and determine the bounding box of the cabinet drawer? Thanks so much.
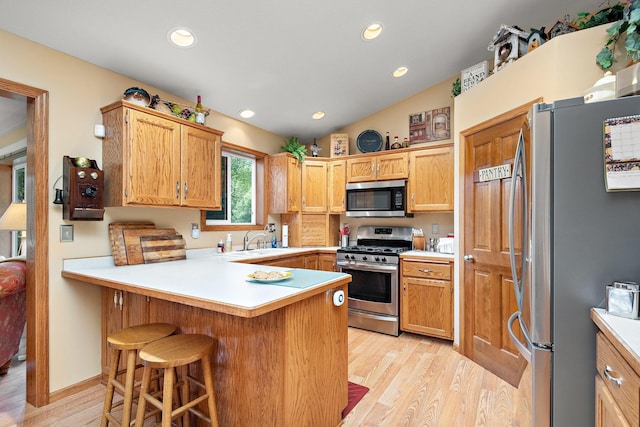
[402,260,451,280]
[597,332,640,426]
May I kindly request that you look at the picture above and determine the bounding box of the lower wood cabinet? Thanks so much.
[101,288,150,378]
[595,332,639,427]
[318,253,337,272]
[400,257,453,340]
[261,255,305,269]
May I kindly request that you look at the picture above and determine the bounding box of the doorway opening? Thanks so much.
[0,78,50,407]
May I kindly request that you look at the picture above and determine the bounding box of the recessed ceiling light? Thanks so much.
[238,109,255,119]
[312,111,325,120]
[362,23,383,40]
[393,66,408,78]
[168,27,196,48]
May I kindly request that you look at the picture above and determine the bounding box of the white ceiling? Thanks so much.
[0,0,599,143]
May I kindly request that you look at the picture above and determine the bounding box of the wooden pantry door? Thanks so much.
[460,101,537,387]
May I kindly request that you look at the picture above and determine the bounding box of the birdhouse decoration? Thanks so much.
[546,15,580,40]
[527,27,547,53]
[488,25,530,73]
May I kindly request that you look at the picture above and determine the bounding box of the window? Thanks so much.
[12,159,26,257]
[206,151,256,225]
[201,141,267,231]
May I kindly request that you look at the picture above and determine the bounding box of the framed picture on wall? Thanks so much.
[409,107,450,143]
[409,112,426,143]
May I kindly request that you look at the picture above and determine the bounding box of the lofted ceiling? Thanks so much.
[0,0,601,143]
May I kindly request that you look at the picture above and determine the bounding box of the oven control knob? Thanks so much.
[374,257,380,262]
[381,257,386,262]
[362,256,367,261]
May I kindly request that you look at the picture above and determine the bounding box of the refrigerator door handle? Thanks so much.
[508,129,528,311]
[508,310,532,363]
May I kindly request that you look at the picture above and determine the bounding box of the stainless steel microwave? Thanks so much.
[345,180,410,217]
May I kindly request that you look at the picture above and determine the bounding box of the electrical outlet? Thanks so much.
[191,223,200,239]
[60,225,74,242]
[268,223,276,233]
[432,223,439,235]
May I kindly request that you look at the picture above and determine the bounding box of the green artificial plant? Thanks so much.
[281,137,307,162]
[596,0,640,69]
[451,77,461,97]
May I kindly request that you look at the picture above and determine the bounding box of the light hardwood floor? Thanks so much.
[0,328,531,427]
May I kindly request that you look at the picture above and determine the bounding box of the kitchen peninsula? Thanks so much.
[62,248,351,427]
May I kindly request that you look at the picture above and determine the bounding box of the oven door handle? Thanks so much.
[336,261,398,273]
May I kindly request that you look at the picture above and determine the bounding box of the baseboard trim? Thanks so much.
[49,374,102,403]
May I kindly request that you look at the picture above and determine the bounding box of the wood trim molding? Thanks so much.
[0,78,50,407]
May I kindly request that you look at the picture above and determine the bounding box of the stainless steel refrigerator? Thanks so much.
[507,95,640,427]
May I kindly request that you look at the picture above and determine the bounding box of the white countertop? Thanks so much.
[592,307,640,367]
[400,250,455,260]
[62,247,348,317]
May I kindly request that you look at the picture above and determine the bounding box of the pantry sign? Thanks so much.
[478,164,512,182]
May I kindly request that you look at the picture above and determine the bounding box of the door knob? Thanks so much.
[463,254,474,262]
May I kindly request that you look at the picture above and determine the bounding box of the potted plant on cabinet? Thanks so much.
[281,137,307,162]
[596,1,640,70]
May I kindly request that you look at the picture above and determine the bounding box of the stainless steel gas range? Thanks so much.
[336,226,412,336]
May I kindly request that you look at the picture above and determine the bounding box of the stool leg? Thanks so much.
[179,366,190,427]
[101,347,121,427]
[201,354,219,427]
[162,367,175,427]
[121,349,137,427]
[134,366,152,427]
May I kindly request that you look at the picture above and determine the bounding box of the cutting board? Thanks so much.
[122,228,177,265]
[140,234,186,264]
[108,222,155,266]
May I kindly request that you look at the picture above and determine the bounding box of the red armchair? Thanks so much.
[0,260,26,375]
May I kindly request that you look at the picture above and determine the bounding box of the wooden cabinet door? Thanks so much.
[101,289,149,378]
[268,154,300,213]
[301,160,327,212]
[408,146,454,212]
[346,157,375,182]
[595,375,631,427]
[401,276,453,339]
[303,254,319,270]
[376,152,408,180]
[127,109,181,206]
[180,126,221,209]
[318,253,337,271]
[300,214,329,246]
[287,157,301,212]
[328,160,346,213]
[262,255,305,268]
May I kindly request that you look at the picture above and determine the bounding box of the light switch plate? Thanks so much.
[432,223,439,235]
[60,225,74,242]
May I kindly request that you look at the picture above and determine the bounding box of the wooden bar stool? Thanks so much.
[134,334,219,427]
[101,322,177,427]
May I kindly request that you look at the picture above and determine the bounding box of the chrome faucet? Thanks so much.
[243,231,267,251]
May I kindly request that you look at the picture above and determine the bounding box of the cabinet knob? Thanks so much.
[184,182,188,199]
[176,181,180,199]
[463,254,474,262]
[418,269,433,273]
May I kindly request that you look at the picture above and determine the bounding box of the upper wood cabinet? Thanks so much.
[301,159,327,213]
[346,152,408,182]
[101,101,222,209]
[268,153,301,214]
[408,145,454,212]
[328,160,346,213]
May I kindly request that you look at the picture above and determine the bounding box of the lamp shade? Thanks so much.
[0,202,26,231]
